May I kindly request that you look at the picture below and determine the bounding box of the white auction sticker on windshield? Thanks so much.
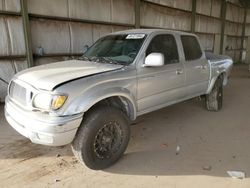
[126,34,145,39]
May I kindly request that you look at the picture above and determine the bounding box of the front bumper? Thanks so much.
[4,97,83,146]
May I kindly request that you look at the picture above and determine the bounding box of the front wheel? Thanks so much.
[72,106,130,170]
[205,76,223,111]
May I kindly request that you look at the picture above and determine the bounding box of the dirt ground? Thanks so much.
[1,64,250,188]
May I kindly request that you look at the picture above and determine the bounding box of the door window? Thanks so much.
[146,34,179,65]
[181,35,202,61]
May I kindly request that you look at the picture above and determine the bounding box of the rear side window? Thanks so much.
[146,34,179,64]
[181,36,202,61]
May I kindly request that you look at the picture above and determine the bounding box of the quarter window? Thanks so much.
[181,35,202,61]
[146,34,179,65]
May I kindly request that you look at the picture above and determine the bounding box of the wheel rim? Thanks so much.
[93,121,123,159]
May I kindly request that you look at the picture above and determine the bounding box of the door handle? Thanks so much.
[176,69,183,75]
[195,65,207,69]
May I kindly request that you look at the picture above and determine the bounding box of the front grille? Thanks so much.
[9,81,32,107]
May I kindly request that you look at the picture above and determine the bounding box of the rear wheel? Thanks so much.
[205,76,223,111]
[72,106,130,170]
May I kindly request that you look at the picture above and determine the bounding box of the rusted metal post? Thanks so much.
[240,7,247,62]
[20,0,34,67]
[135,0,141,28]
[191,0,196,33]
[220,0,227,54]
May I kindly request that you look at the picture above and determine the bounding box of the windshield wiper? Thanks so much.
[79,55,122,65]
[78,55,91,61]
[90,57,121,65]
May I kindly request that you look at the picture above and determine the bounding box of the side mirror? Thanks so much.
[144,53,164,67]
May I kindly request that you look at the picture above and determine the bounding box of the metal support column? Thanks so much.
[220,0,227,54]
[20,0,34,67]
[240,7,247,62]
[191,0,196,33]
[135,0,141,28]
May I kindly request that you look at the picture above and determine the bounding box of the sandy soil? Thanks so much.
[1,65,250,188]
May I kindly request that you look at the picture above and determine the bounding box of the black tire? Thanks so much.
[72,106,130,170]
[205,76,223,111]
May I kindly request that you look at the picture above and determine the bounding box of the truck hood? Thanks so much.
[15,60,123,91]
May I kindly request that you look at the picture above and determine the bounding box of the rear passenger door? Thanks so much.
[137,34,186,113]
[181,35,209,97]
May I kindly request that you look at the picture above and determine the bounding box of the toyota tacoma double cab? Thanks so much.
[5,29,233,170]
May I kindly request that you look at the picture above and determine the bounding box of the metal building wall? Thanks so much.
[244,5,250,63]
[140,0,220,51]
[0,0,247,101]
[0,0,134,101]
[28,0,134,65]
[141,0,245,56]
[0,0,27,101]
[225,1,245,62]
[195,0,221,51]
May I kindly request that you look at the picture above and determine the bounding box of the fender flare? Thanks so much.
[62,87,137,120]
[206,72,225,94]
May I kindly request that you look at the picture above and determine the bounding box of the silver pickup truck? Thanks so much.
[5,29,233,170]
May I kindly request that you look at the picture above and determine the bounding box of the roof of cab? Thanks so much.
[110,29,195,36]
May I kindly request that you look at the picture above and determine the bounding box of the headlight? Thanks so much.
[33,93,67,111]
[51,95,67,110]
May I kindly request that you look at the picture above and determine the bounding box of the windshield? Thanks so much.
[83,34,146,65]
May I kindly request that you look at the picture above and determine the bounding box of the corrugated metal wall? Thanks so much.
[195,0,221,51]
[244,4,250,63]
[0,0,247,101]
[29,0,134,66]
[225,1,244,62]
[0,0,27,101]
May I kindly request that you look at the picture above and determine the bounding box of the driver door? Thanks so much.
[137,34,186,113]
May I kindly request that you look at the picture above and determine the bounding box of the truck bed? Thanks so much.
[205,52,231,63]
